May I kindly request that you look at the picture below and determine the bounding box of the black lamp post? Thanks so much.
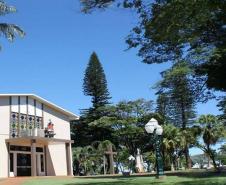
[145,118,164,178]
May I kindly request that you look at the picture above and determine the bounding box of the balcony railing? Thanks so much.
[10,128,55,139]
[19,128,45,137]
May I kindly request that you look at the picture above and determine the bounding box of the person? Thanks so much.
[45,120,55,138]
[47,122,54,131]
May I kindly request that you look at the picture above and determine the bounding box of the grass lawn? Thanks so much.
[22,172,226,185]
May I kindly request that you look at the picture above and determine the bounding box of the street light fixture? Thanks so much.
[145,118,164,178]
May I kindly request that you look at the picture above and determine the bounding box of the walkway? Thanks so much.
[0,177,27,185]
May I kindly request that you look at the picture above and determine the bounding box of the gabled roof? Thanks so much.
[0,94,79,120]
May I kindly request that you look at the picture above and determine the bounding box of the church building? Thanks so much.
[0,94,78,177]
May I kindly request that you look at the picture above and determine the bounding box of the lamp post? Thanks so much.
[145,118,164,178]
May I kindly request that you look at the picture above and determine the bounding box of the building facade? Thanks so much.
[0,94,78,177]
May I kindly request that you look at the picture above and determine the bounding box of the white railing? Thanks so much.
[19,128,45,137]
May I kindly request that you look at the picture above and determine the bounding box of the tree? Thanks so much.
[83,52,111,112]
[217,96,226,124]
[155,61,197,168]
[162,124,181,171]
[80,0,226,91]
[155,61,196,128]
[197,114,226,170]
[93,140,115,174]
[73,145,97,175]
[0,1,25,49]
[89,99,154,155]
[72,52,111,144]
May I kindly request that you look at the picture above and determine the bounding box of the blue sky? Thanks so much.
[0,0,222,155]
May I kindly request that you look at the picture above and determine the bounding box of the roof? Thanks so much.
[0,94,79,120]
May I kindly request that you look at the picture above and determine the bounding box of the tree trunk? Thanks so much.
[181,102,192,169]
[103,155,106,174]
[171,162,175,171]
[185,145,192,169]
[208,147,218,171]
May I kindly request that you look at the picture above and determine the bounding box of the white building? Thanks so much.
[0,94,78,177]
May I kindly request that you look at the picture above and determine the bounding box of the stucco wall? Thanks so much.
[0,96,72,177]
[0,135,9,177]
[0,97,10,177]
[0,97,10,135]
[46,144,67,176]
[43,105,71,140]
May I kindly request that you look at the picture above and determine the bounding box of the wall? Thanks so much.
[46,144,67,176]
[0,97,10,177]
[43,105,71,140]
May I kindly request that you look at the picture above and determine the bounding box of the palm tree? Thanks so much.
[0,1,25,49]
[93,140,114,174]
[163,124,182,171]
[197,114,226,170]
[73,145,96,175]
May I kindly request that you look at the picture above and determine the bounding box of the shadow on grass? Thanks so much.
[64,179,226,185]
[168,171,226,178]
[174,180,226,185]
[63,174,226,185]
[75,171,226,179]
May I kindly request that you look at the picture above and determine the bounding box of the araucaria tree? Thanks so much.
[155,61,196,168]
[83,52,111,115]
[71,52,111,145]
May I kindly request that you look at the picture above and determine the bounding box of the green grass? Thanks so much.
[22,172,226,185]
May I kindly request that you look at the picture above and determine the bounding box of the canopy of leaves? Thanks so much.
[196,114,226,169]
[155,61,197,128]
[88,99,154,155]
[0,1,25,49]
[80,0,226,91]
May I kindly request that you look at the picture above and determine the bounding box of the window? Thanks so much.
[36,147,43,153]
[10,145,31,152]
[10,153,14,172]
[40,154,44,172]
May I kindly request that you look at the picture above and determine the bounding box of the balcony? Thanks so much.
[19,128,45,138]
[10,128,55,138]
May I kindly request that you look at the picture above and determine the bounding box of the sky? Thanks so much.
[0,0,223,155]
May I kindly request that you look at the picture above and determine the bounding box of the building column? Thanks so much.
[7,142,10,177]
[44,145,47,176]
[31,139,37,176]
[66,143,73,176]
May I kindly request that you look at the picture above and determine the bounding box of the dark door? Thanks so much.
[17,153,31,176]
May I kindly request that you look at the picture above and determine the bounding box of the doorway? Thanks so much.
[9,146,46,177]
[17,153,31,176]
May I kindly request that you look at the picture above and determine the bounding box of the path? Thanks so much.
[0,177,28,185]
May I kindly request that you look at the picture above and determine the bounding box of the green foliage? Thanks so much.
[73,145,97,175]
[155,61,196,129]
[73,140,115,175]
[217,97,226,124]
[72,52,112,145]
[88,99,154,155]
[83,52,111,110]
[0,1,25,49]
[80,0,226,91]
[219,144,226,155]
[196,114,226,170]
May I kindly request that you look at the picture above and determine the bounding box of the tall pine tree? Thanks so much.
[71,52,111,146]
[83,52,111,114]
[155,61,196,168]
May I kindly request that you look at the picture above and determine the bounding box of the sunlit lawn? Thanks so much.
[22,172,226,185]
